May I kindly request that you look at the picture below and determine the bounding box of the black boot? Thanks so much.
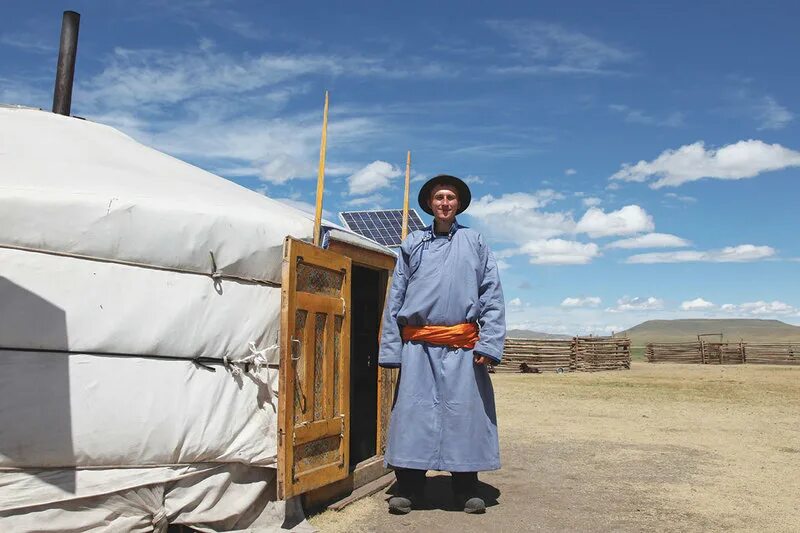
[389,468,426,514]
[451,472,485,514]
[387,495,413,515]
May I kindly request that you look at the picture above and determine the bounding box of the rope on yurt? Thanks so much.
[0,243,282,288]
[222,342,279,397]
[0,345,280,375]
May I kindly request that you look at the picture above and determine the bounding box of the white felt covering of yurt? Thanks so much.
[0,107,391,531]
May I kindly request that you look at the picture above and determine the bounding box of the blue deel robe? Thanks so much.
[379,220,506,472]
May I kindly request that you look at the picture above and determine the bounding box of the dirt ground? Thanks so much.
[308,363,800,532]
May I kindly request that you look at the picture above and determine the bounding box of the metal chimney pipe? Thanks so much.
[52,10,80,116]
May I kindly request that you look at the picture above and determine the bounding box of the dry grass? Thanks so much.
[310,363,800,532]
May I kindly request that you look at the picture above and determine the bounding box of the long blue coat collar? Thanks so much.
[423,218,465,241]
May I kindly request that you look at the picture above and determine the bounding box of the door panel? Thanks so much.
[376,366,398,455]
[278,237,351,499]
[375,269,397,456]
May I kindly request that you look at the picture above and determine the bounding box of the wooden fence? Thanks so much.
[646,341,799,365]
[493,337,631,374]
[575,336,632,372]
[744,343,800,365]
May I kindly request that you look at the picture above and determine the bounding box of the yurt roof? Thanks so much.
[0,106,393,284]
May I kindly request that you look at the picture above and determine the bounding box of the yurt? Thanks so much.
[0,105,399,531]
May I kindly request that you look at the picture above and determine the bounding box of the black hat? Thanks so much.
[417,174,471,216]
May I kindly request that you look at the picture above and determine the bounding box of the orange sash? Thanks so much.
[401,323,480,349]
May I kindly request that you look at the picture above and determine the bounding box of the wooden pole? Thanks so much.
[401,150,411,240]
[313,91,330,247]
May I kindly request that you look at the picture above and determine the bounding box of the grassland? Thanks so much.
[310,363,800,532]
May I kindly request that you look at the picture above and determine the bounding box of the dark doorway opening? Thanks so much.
[348,265,382,467]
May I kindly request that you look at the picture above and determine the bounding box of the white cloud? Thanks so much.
[138,112,377,184]
[272,197,333,221]
[347,161,402,195]
[496,259,511,271]
[0,77,50,109]
[729,87,794,131]
[83,47,303,109]
[0,32,56,54]
[664,192,697,203]
[608,296,664,312]
[46,41,455,188]
[494,249,517,260]
[79,44,451,112]
[576,205,654,238]
[610,140,800,188]
[626,244,776,264]
[712,245,777,262]
[518,239,600,265]
[87,97,379,187]
[464,175,485,184]
[259,154,315,184]
[608,104,684,127]
[508,316,624,337]
[582,197,602,207]
[607,233,690,249]
[344,193,387,207]
[508,297,524,308]
[448,142,529,157]
[680,298,715,310]
[486,20,633,75]
[470,191,563,214]
[469,195,666,266]
[721,300,798,316]
[561,296,601,308]
[565,168,577,175]
[755,96,794,130]
[467,191,574,243]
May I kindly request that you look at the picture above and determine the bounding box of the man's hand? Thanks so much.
[474,355,489,365]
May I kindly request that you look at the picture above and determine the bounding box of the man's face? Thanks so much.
[429,184,459,225]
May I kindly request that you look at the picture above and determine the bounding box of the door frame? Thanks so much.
[299,239,398,508]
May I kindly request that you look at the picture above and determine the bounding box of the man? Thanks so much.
[379,174,506,514]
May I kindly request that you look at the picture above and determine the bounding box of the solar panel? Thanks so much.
[339,209,427,247]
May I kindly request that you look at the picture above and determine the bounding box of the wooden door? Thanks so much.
[278,237,351,499]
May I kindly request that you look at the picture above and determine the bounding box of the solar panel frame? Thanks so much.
[339,209,427,247]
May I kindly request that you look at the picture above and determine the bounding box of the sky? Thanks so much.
[2,0,799,334]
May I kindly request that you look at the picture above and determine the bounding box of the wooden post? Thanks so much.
[401,150,411,240]
[313,91,330,247]
[569,337,582,372]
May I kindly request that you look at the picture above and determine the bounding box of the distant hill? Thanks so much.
[619,319,800,344]
[506,329,573,340]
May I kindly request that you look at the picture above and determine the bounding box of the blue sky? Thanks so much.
[3,0,799,334]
